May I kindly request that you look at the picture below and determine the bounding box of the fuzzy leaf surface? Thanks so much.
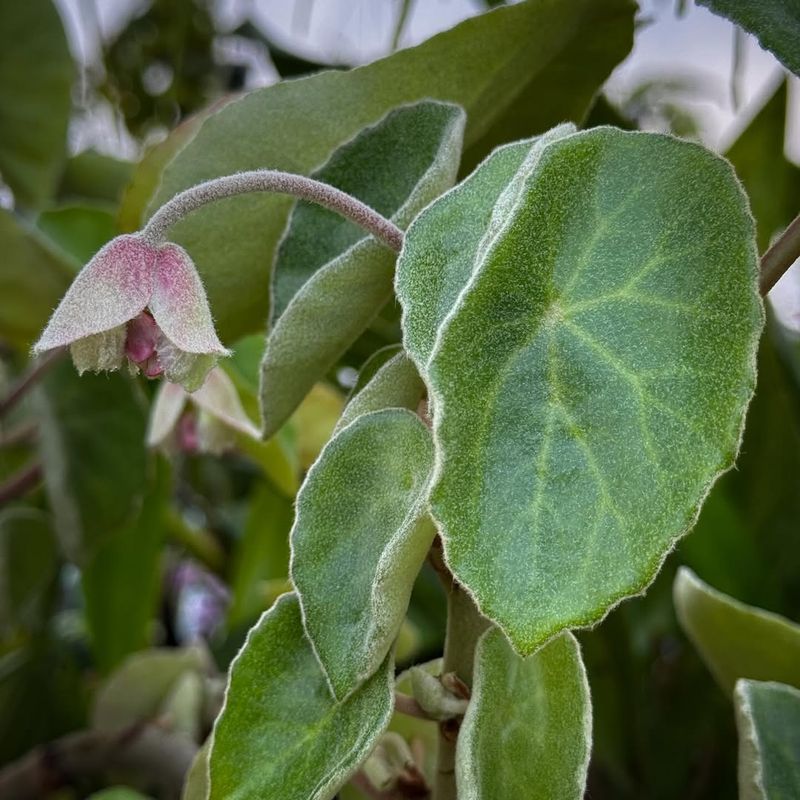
[735,680,800,800]
[259,102,463,437]
[402,127,763,654]
[698,1,800,77]
[674,567,800,695]
[149,0,635,342]
[457,628,591,799]
[292,410,435,699]
[209,593,393,800]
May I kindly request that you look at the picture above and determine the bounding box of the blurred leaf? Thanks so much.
[0,0,74,207]
[457,629,591,799]
[58,151,134,205]
[36,362,149,564]
[182,741,210,800]
[674,568,800,696]
[291,410,435,699]
[81,460,170,674]
[261,101,464,438]
[726,79,800,251]
[400,127,763,655]
[88,789,152,800]
[0,209,75,349]
[336,351,425,432]
[148,0,635,342]
[698,0,800,77]
[0,509,57,638]
[37,205,118,264]
[91,646,206,731]
[209,593,393,800]
[734,679,800,799]
[227,480,293,629]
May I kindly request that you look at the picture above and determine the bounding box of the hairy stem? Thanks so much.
[760,212,800,295]
[142,170,404,252]
[434,582,489,800]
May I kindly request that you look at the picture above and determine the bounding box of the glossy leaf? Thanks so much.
[457,628,591,800]
[0,209,76,349]
[260,101,464,437]
[35,362,149,564]
[148,0,635,342]
[0,0,74,206]
[336,351,425,432]
[674,567,800,695]
[735,679,800,799]
[292,409,435,699]
[209,592,394,800]
[91,647,207,731]
[400,127,763,655]
[698,1,800,77]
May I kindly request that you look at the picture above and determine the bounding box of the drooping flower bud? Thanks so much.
[147,367,260,455]
[34,234,229,391]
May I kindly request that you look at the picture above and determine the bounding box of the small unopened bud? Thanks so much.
[362,732,428,796]
[410,667,469,721]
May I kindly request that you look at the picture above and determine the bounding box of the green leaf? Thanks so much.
[0,0,74,207]
[0,209,75,349]
[347,345,404,400]
[148,0,635,342]
[81,461,169,673]
[35,362,149,564]
[182,741,211,800]
[37,204,118,264]
[336,351,425,432]
[0,509,57,637]
[698,0,800,78]
[58,150,134,205]
[457,628,591,800]
[209,593,394,800]
[88,789,152,800]
[673,567,800,695]
[227,479,293,629]
[735,680,800,800]
[725,79,800,251]
[259,101,464,437]
[291,409,435,699]
[400,127,763,655]
[91,646,207,731]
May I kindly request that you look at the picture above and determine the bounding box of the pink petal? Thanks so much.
[35,235,156,352]
[146,380,188,447]
[149,244,228,355]
[125,312,159,363]
[190,367,261,440]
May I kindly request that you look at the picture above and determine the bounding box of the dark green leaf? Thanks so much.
[37,205,118,264]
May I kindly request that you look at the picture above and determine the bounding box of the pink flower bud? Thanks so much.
[34,234,229,391]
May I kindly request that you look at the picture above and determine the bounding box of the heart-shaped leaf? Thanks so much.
[209,592,394,800]
[147,0,635,342]
[674,567,800,695]
[457,628,591,799]
[291,409,435,699]
[400,127,763,655]
[260,101,464,437]
[735,679,800,799]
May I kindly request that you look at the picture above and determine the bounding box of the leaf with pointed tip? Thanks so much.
[400,127,763,655]
[291,409,435,699]
[260,101,464,438]
[674,568,800,695]
[149,0,635,343]
[209,593,394,800]
[348,345,403,400]
[735,679,800,800]
[698,1,800,78]
[336,351,425,432]
[457,628,591,800]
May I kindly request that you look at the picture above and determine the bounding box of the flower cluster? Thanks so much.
[34,234,229,391]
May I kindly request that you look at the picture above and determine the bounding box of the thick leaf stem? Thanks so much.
[760,212,800,295]
[434,582,489,800]
[142,170,404,252]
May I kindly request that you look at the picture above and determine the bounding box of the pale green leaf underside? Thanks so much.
[292,410,435,699]
[209,593,393,800]
[336,351,425,433]
[404,127,763,655]
[260,101,464,438]
[674,567,800,695]
[735,679,800,800]
[457,628,591,800]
